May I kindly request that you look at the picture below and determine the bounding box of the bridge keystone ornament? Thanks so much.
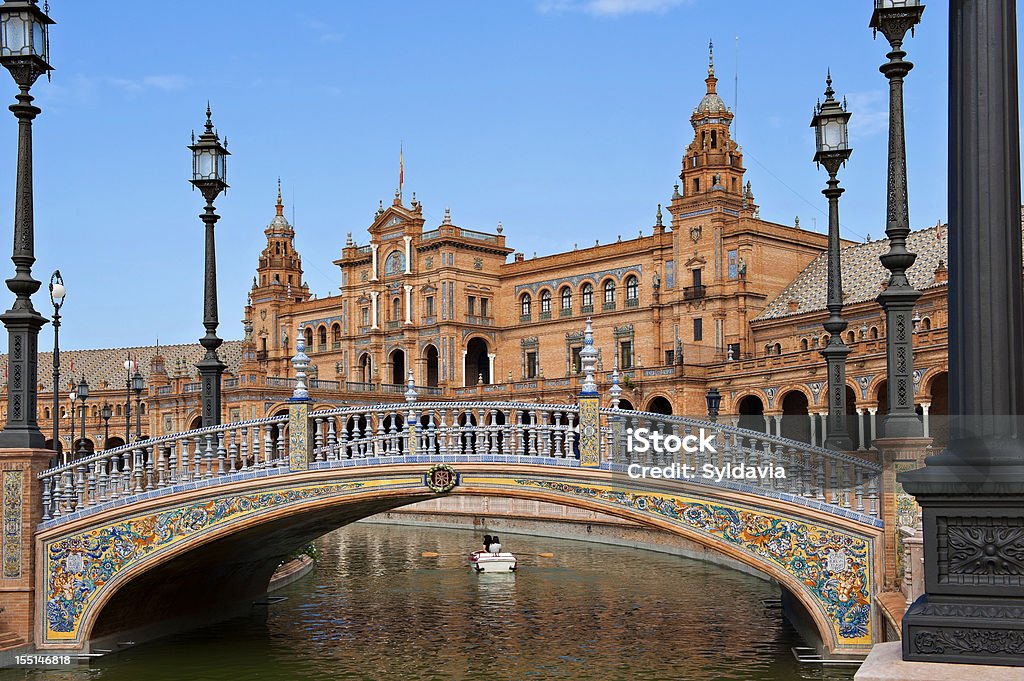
[425,463,459,493]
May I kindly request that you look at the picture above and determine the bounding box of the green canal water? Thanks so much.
[5,523,858,681]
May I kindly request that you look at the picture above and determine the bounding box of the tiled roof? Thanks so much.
[754,224,948,321]
[0,341,245,394]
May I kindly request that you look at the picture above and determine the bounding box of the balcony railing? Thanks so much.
[684,285,707,300]
[465,314,494,326]
[560,308,572,317]
[354,244,372,254]
[520,314,532,323]
[332,341,341,350]
[256,350,268,361]
[386,320,401,330]
[539,311,552,320]
[346,381,376,392]
[625,298,639,308]
[422,315,436,326]
[156,385,173,396]
[602,301,616,311]
[581,304,594,314]
[223,378,239,388]
[267,376,341,391]
[183,382,201,393]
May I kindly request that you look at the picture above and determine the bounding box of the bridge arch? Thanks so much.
[40,466,874,655]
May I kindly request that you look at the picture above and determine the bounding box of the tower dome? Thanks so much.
[694,40,728,117]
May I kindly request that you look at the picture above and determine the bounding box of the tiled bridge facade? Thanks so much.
[0,386,900,658]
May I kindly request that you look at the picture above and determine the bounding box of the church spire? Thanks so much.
[276,177,284,217]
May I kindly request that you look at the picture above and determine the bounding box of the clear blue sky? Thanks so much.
[0,1,1015,351]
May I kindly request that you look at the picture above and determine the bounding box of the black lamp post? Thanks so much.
[811,73,854,451]
[75,375,87,459]
[131,368,144,440]
[870,0,925,438]
[899,0,1024,665]
[705,387,722,423]
[100,402,110,449]
[48,269,63,452]
[189,104,229,428]
[0,0,53,449]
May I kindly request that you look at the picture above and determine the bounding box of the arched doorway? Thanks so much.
[105,436,125,450]
[424,345,439,387]
[738,395,765,433]
[780,390,810,443]
[464,338,490,386]
[189,416,202,431]
[71,438,95,459]
[617,398,634,411]
[390,348,406,386]
[646,396,672,415]
[358,353,372,383]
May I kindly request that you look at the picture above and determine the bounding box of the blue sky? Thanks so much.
[0,1,1013,351]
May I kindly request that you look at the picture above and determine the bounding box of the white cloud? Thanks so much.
[109,74,188,93]
[538,0,692,16]
[844,90,889,140]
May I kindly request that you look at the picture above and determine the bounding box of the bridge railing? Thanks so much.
[309,401,580,461]
[36,415,290,521]
[601,409,882,517]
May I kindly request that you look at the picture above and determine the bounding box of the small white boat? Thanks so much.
[469,550,517,573]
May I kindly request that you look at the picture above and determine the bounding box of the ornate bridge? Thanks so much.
[27,393,886,657]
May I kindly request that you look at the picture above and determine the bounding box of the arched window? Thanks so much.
[115,404,122,417]
[603,280,616,305]
[560,286,572,311]
[140,403,146,415]
[540,290,551,314]
[318,326,327,346]
[765,344,772,356]
[332,323,341,344]
[774,343,782,355]
[392,297,401,321]
[870,326,879,340]
[847,331,856,344]
[44,407,50,419]
[520,293,532,317]
[581,283,594,308]
[800,338,809,351]
[304,326,314,349]
[922,317,932,330]
[625,275,639,302]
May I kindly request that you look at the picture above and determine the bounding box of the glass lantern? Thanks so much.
[0,0,54,75]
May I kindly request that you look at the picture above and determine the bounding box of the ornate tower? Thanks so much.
[673,41,746,208]
[250,181,309,369]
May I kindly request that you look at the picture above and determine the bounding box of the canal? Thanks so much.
[4,523,856,680]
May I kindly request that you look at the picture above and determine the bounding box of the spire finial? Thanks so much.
[824,69,835,100]
[276,178,284,217]
[204,101,214,133]
[656,203,663,227]
[708,39,715,77]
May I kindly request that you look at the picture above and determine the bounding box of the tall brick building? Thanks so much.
[3,51,950,456]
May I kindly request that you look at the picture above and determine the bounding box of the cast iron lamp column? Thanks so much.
[0,0,53,448]
[899,0,1024,666]
[47,268,63,451]
[74,375,87,459]
[131,368,143,440]
[705,387,721,423]
[189,105,229,428]
[870,0,925,438]
[100,402,110,449]
[811,73,854,451]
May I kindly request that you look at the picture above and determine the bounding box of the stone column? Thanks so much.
[487,353,495,385]
[461,350,467,387]
[858,409,868,451]
[369,291,379,329]
[370,244,379,281]
[899,0,1024,665]
[809,413,817,447]
[403,236,412,274]
[919,402,930,439]
[403,285,413,325]
[818,412,827,443]
[868,407,877,447]
[762,414,772,435]
[772,414,782,438]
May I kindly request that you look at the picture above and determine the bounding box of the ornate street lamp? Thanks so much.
[131,368,144,440]
[75,375,88,459]
[189,104,229,427]
[870,0,925,438]
[0,0,53,449]
[705,387,722,422]
[811,72,854,451]
[100,402,111,448]
[48,268,63,452]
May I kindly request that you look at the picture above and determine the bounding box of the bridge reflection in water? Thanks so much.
[33,398,883,657]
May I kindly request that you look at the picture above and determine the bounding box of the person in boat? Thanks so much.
[480,535,493,554]
[488,535,502,554]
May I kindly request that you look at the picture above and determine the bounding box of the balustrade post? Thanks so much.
[577,317,601,466]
